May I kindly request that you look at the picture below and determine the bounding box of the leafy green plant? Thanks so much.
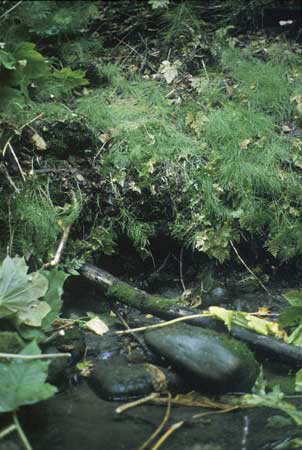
[149,0,170,10]
[0,255,68,333]
[0,341,57,450]
[52,67,89,94]
[0,255,68,450]
[243,368,302,425]
[278,290,302,346]
[0,341,57,413]
[0,256,49,328]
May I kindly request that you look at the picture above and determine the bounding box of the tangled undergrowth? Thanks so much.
[0,0,302,273]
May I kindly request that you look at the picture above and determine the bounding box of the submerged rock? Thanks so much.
[87,360,182,400]
[144,323,259,393]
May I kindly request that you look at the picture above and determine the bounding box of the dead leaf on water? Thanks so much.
[85,316,109,335]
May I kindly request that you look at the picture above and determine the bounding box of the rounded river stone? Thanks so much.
[144,323,259,393]
[87,360,182,400]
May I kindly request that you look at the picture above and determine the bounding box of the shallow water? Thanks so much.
[19,380,300,450]
[3,278,301,450]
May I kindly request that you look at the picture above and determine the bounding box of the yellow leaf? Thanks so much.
[99,133,111,144]
[31,132,47,151]
[240,139,251,149]
[209,306,233,331]
[247,315,269,335]
[257,307,269,316]
[282,125,291,133]
[85,317,109,335]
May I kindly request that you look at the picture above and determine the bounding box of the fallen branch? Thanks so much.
[0,352,71,360]
[43,224,71,269]
[80,264,302,367]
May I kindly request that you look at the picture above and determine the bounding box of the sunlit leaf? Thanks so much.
[85,316,109,335]
[209,306,233,331]
[0,341,57,413]
[0,256,49,326]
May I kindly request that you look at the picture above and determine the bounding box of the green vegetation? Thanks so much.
[0,1,302,447]
[1,1,301,267]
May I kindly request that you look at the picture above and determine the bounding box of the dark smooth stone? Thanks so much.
[87,360,182,400]
[144,323,259,393]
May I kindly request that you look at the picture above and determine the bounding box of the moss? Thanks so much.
[106,281,180,314]
[189,326,260,389]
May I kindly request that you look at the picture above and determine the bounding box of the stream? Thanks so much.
[2,275,302,450]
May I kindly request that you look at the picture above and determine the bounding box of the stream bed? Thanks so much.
[2,276,302,450]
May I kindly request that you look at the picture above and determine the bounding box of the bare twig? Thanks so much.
[179,246,186,292]
[192,405,240,420]
[3,140,26,181]
[13,412,33,450]
[1,163,19,192]
[115,393,159,414]
[0,0,23,19]
[0,424,17,440]
[115,313,209,335]
[201,59,210,81]
[150,421,184,450]
[43,224,72,268]
[0,352,71,360]
[107,300,149,353]
[19,113,44,131]
[230,241,270,295]
[138,393,172,450]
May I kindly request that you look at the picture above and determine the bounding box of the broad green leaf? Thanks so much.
[0,341,57,413]
[41,269,69,330]
[0,50,16,70]
[283,290,302,306]
[18,301,51,327]
[278,306,302,328]
[14,42,44,62]
[288,324,302,346]
[295,369,302,393]
[0,256,49,325]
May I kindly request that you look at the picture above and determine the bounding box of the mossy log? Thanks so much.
[80,263,302,367]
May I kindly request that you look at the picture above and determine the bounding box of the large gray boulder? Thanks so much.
[144,323,259,393]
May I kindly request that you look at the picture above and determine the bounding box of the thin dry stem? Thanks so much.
[150,421,184,450]
[138,393,172,450]
[115,393,160,414]
[0,352,71,360]
[115,313,209,335]
[43,224,71,268]
[230,241,270,295]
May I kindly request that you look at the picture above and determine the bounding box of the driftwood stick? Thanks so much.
[80,264,302,367]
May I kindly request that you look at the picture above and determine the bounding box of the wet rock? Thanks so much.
[85,332,123,361]
[205,287,228,305]
[87,360,182,400]
[144,323,259,393]
[42,327,85,384]
[46,346,71,384]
